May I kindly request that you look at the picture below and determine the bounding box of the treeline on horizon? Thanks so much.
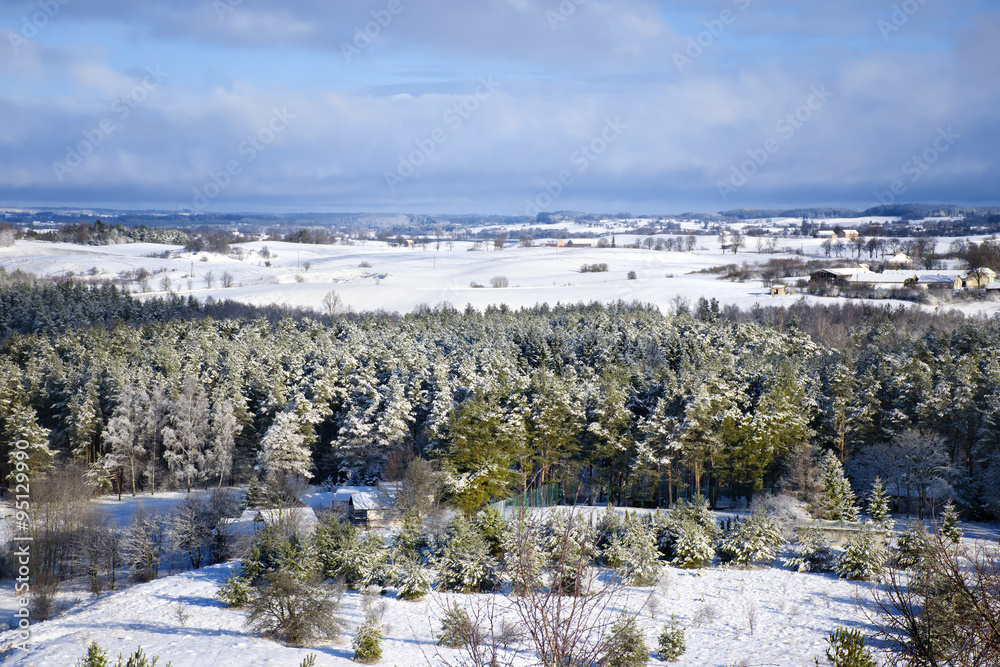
[1,276,998,521]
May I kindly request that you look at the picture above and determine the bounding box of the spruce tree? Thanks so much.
[671,519,714,569]
[867,476,890,526]
[939,500,961,543]
[718,505,784,567]
[818,451,859,521]
[605,513,661,585]
[352,612,385,663]
[836,523,886,580]
[602,614,650,667]
[783,528,836,573]
[657,617,686,662]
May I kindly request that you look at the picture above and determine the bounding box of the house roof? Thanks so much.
[349,489,392,510]
[813,267,870,277]
[918,274,961,285]
[848,272,914,284]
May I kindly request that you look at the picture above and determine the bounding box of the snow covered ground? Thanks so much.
[2,557,878,666]
[2,236,998,317]
[2,490,996,666]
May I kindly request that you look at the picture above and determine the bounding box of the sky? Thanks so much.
[0,0,997,215]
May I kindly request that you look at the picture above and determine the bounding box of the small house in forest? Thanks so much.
[331,485,396,528]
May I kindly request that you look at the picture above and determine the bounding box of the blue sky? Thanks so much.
[0,0,997,215]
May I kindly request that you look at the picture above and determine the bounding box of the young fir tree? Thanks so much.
[434,516,498,593]
[670,519,714,569]
[783,528,836,573]
[836,523,886,581]
[867,476,891,526]
[605,513,662,586]
[825,627,877,667]
[601,614,650,667]
[939,500,962,543]
[352,612,385,664]
[75,642,109,667]
[719,505,784,567]
[892,522,930,570]
[818,451,859,521]
[393,555,431,601]
[3,401,53,485]
[657,616,686,662]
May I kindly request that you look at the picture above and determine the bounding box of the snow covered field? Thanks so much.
[0,560,877,667]
[2,236,998,317]
[2,490,996,666]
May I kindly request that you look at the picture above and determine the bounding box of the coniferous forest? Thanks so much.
[2,274,999,522]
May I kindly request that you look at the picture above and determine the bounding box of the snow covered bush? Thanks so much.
[718,505,784,567]
[352,612,385,663]
[657,616,686,662]
[655,494,719,562]
[434,516,498,593]
[314,517,389,588]
[393,556,432,601]
[216,571,255,608]
[825,627,876,667]
[836,523,886,580]
[892,522,930,570]
[604,513,662,586]
[122,507,165,583]
[783,528,836,573]
[600,614,650,667]
[473,505,510,560]
[670,519,715,569]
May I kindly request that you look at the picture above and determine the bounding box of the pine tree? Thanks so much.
[605,513,662,585]
[601,614,650,667]
[257,409,313,480]
[393,555,431,601]
[657,616,686,662]
[75,641,109,667]
[671,519,714,569]
[867,476,890,526]
[892,522,929,570]
[939,500,961,543]
[783,528,836,573]
[352,612,384,664]
[825,627,876,667]
[836,523,886,580]
[434,516,498,593]
[719,505,784,567]
[3,401,52,485]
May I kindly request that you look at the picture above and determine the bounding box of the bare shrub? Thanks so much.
[489,276,510,288]
[868,534,1000,666]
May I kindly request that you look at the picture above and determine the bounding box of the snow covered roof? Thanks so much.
[847,272,913,284]
[814,267,870,277]
[349,489,392,511]
[218,507,319,535]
